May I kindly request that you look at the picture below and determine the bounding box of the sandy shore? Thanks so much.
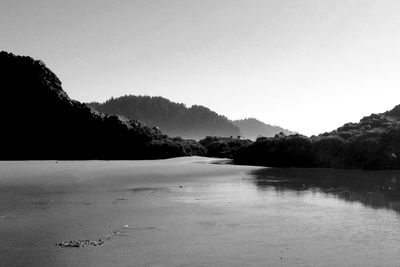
[0,157,261,266]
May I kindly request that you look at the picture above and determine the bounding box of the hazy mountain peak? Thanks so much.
[232,118,295,140]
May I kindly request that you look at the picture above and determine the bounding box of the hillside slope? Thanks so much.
[88,96,241,140]
[0,51,205,159]
[235,106,400,170]
[233,118,294,140]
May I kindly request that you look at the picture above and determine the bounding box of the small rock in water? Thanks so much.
[55,239,104,248]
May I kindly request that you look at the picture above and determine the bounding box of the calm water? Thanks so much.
[2,160,400,266]
[240,168,400,266]
[252,168,400,213]
[111,166,400,266]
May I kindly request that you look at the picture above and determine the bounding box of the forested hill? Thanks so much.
[0,51,205,159]
[234,105,400,170]
[88,96,242,140]
[233,118,294,140]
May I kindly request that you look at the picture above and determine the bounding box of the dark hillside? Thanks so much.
[88,95,241,140]
[235,107,400,170]
[0,51,205,159]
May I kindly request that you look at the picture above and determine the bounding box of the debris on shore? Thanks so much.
[56,239,104,248]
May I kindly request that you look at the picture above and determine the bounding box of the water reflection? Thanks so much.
[251,168,400,212]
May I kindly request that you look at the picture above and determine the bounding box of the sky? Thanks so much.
[2,0,400,136]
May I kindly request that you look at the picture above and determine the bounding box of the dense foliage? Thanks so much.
[234,134,314,167]
[88,96,241,140]
[199,136,252,159]
[234,109,400,170]
[0,51,206,159]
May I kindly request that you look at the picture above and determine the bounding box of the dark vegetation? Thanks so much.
[199,136,252,159]
[234,109,400,170]
[88,96,241,140]
[0,51,205,160]
[235,134,314,167]
[233,118,294,140]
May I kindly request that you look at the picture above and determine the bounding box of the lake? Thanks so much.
[0,157,399,266]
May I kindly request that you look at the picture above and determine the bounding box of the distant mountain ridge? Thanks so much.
[88,96,294,140]
[88,95,242,140]
[233,118,295,140]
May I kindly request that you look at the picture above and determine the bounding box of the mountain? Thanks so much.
[232,118,295,140]
[88,96,241,140]
[0,51,205,159]
[234,106,400,170]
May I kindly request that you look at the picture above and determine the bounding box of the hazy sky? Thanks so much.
[2,0,400,136]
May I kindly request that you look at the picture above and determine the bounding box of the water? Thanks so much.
[239,168,400,266]
[159,167,400,266]
[1,159,400,266]
[108,167,400,266]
